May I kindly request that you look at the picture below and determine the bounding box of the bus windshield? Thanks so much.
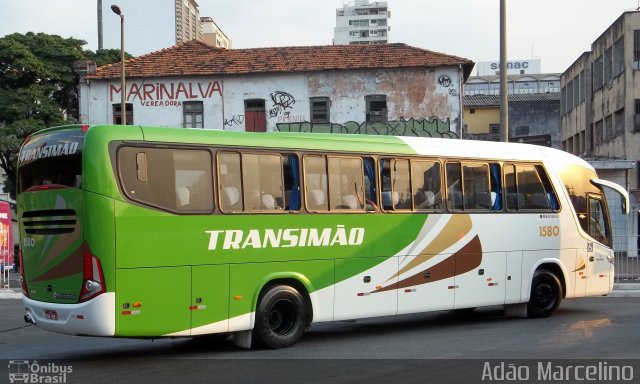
[18,129,84,193]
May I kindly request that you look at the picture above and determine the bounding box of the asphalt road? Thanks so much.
[0,297,638,384]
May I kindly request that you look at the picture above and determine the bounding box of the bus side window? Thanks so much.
[380,159,393,210]
[504,164,519,211]
[242,153,284,211]
[535,164,559,211]
[283,155,301,211]
[490,163,502,211]
[446,162,462,210]
[363,157,377,211]
[327,156,364,211]
[462,162,490,210]
[218,152,244,211]
[304,155,329,211]
[412,160,442,211]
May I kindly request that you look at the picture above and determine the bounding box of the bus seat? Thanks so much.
[530,193,550,209]
[176,186,190,207]
[381,191,399,209]
[261,193,277,210]
[342,194,359,209]
[222,186,240,209]
[308,189,325,209]
[476,192,491,209]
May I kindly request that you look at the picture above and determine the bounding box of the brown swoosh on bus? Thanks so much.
[375,235,482,293]
[31,243,84,283]
[572,258,586,272]
[34,227,81,276]
[386,214,472,282]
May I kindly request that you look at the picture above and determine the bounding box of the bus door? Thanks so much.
[585,194,613,296]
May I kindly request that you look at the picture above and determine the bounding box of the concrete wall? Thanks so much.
[509,100,560,148]
[80,66,464,138]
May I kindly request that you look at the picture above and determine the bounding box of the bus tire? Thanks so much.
[527,269,563,318]
[253,285,309,349]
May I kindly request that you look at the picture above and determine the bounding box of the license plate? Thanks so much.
[44,310,58,321]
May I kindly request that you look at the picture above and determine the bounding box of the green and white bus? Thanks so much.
[18,124,629,349]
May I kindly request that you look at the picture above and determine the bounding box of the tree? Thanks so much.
[86,48,133,67]
[0,32,133,198]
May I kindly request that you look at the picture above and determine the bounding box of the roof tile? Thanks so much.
[87,40,474,80]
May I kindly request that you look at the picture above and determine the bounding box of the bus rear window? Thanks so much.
[18,129,84,193]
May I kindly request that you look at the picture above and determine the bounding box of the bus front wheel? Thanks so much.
[253,285,309,349]
[527,269,563,318]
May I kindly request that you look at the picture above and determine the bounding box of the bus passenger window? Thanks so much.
[304,156,328,211]
[242,153,284,211]
[218,152,244,211]
[380,159,393,210]
[446,163,462,210]
[412,160,442,211]
[328,156,364,210]
[489,163,502,211]
[283,155,301,211]
[462,163,490,210]
[363,158,377,210]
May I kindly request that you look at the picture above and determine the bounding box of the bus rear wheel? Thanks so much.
[527,269,562,318]
[253,285,309,349]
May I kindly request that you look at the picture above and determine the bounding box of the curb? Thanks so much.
[609,283,640,297]
[0,290,22,299]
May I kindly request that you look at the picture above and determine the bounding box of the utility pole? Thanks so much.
[499,0,509,142]
[97,0,103,50]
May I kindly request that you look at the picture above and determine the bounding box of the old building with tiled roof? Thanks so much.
[80,41,473,137]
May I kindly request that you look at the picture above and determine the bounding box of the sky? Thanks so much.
[1,0,638,74]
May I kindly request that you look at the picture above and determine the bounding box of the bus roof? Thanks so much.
[61,124,591,169]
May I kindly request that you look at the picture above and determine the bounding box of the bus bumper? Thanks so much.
[23,292,115,336]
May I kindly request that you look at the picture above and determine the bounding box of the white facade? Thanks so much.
[334,0,390,45]
[79,67,466,138]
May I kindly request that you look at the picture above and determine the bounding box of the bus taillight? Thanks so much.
[79,250,106,302]
[19,250,28,298]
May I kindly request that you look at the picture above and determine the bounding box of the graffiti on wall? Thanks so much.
[269,91,295,118]
[276,117,457,138]
[224,114,244,127]
[437,74,458,97]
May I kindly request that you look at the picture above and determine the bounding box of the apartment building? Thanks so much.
[334,0,390,45]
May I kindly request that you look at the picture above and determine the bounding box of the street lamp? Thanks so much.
[111,4,126,125]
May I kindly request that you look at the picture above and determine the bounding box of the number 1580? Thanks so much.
[539,226,560,237]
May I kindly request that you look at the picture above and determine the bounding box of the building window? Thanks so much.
[310,97,330,123]
[613,38,625,77]
[614,108,624,136]
[183,101,204,128]
[489,124,500,135]
[593,55,603,91]
[595,119,603,144]
[113,103,133,125]
[634,100,640,133]
[604,47,612,83]
[634,30,640,68]
[365,95,387,123]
